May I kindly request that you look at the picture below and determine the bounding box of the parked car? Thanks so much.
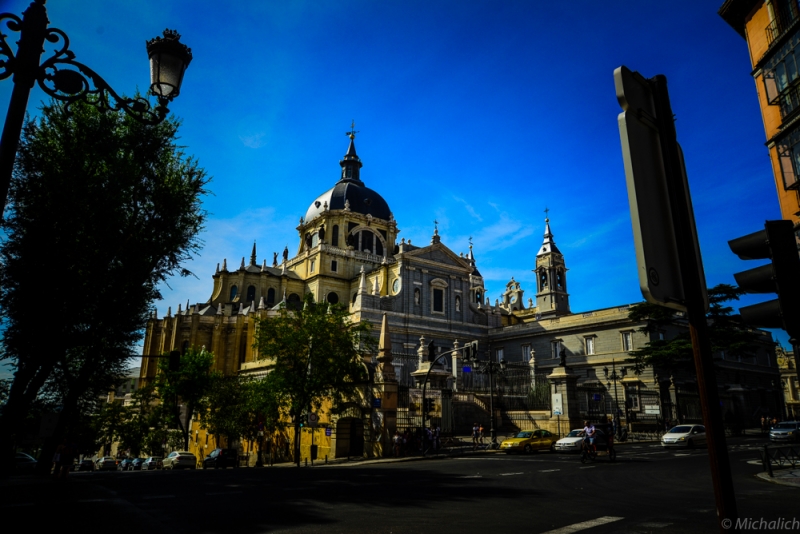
[769,421,800,443]
[118,458,135,471]
[554,429,585,452]
[95,456,117,471]
[661,424,706,448]
[14,452,37,472]
[500,429,557,453]
[202,448,238,469]
[130,458,146,471]
[142,457,162,470]
[162,451,197,470]
[76,459,95,472]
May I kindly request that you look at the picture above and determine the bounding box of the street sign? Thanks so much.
[325,427,332,437]
[552,393,563,416]
[644,406,661,415]
[592,393,602,402]
[462,366,472,373]
[308,412,319,428]
[372,398,382,408]
[615,65,707,312]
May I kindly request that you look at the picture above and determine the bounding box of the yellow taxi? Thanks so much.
[500,429,557,454]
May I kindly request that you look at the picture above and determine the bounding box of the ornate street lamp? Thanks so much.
[603,359,627,437]
[0,0,192,214]
[462,348,507,449]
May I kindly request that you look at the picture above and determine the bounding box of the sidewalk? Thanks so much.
[756,468,800,488]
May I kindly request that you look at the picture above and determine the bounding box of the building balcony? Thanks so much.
[766,1,800,47]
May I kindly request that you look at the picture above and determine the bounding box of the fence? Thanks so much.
[460,362,550,412]
[760,444,800,477]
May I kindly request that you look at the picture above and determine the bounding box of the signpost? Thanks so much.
[615,65,736,532]
[552,393,563,437]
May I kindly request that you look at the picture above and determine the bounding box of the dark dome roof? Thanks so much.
[305,180,391,221]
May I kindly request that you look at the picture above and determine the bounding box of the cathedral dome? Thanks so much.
[305,131,391,222]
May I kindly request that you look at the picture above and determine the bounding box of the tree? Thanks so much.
[626,284,760,375]
[254,295,374,466]
[0,98,209,471]
[201,375,251,449]
[155,347,217,450]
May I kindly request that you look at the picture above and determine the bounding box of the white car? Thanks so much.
[769,421,800,443]
[661,424,706,448]
[554,429,585,452]
[162,451,197,470]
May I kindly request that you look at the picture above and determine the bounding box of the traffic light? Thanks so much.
[168,351,181,372]
[728,220,800,339]
[423,398,434,414]
[427,340,436,362]
[462,342,473,360]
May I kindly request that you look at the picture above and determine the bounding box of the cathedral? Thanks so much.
[139,131,782,460]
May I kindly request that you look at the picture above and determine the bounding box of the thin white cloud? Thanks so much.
[452,196,483,221]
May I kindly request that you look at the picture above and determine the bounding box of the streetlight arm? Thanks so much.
[36,28,169,124]
[0,13,24,82]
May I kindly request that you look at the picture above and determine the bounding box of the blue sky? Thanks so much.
[0,0,790,354]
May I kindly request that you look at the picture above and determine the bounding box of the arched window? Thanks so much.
[376,239,383,257]
[267,288,276,305]
[332,225,339,247]
[287,293,302,310]
[362,231,373,253]
[476,291,482,304]
[327,292,339,304]
[246,285,256,303]
[311,232,319,248]
[230,285,238,300]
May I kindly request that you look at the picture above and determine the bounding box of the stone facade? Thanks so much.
[140,133,784,459]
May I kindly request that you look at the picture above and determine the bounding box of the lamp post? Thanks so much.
[0,0,192,215]
[604,359,627,437]
[462,347,507,449]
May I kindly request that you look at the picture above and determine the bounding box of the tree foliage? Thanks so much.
[626,284,760,375]
[254,295,374,464]
[0,97,209,468]
[155,346,217,450]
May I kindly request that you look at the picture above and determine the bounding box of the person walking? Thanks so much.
[472,423,479,450]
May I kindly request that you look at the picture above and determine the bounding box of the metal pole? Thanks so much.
[651,74,737,531]
[0,1,49,214]
[488,362,496,448]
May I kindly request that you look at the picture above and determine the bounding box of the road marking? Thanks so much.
[673,453,691,457]
[539,469,560,473]
[143,495,175,500]
[499,472,524,476]
[540,516,624,534]
[460,475,483,478]
[579,466,595,469]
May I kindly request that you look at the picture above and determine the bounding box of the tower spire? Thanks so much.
[339,121,363,183]
[250,241,257,266]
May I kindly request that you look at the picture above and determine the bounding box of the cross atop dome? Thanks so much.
[347,120,359,140]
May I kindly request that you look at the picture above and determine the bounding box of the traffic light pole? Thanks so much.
[651,76,738,531]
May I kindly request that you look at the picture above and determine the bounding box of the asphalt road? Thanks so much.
[2,436,797,534]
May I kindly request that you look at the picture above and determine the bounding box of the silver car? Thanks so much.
[162,451,197,470]
[769,421,799,443]
[661,424,706,448]
[142,457,162,470]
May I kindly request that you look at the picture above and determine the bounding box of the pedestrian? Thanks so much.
[393,431,402,457]
[761,416,767,435]
[479,423,485,446]
[472,423,479,450]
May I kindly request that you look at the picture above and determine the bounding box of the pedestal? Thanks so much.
[548,366,582,436]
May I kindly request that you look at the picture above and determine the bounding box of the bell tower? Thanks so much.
[533,216,570,317]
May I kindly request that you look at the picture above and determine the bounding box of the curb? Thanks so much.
[756,471,800,488]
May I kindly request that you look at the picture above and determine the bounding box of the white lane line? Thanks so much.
[143,495,175,500]
[540,516,624,534]
[539,469,560,473]
[460,475,483,478]
[673,453,691,457]
[499,472,524,476]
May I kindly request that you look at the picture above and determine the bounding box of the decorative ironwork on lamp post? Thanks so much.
[0,0,193,214]
[462,346,507,449]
